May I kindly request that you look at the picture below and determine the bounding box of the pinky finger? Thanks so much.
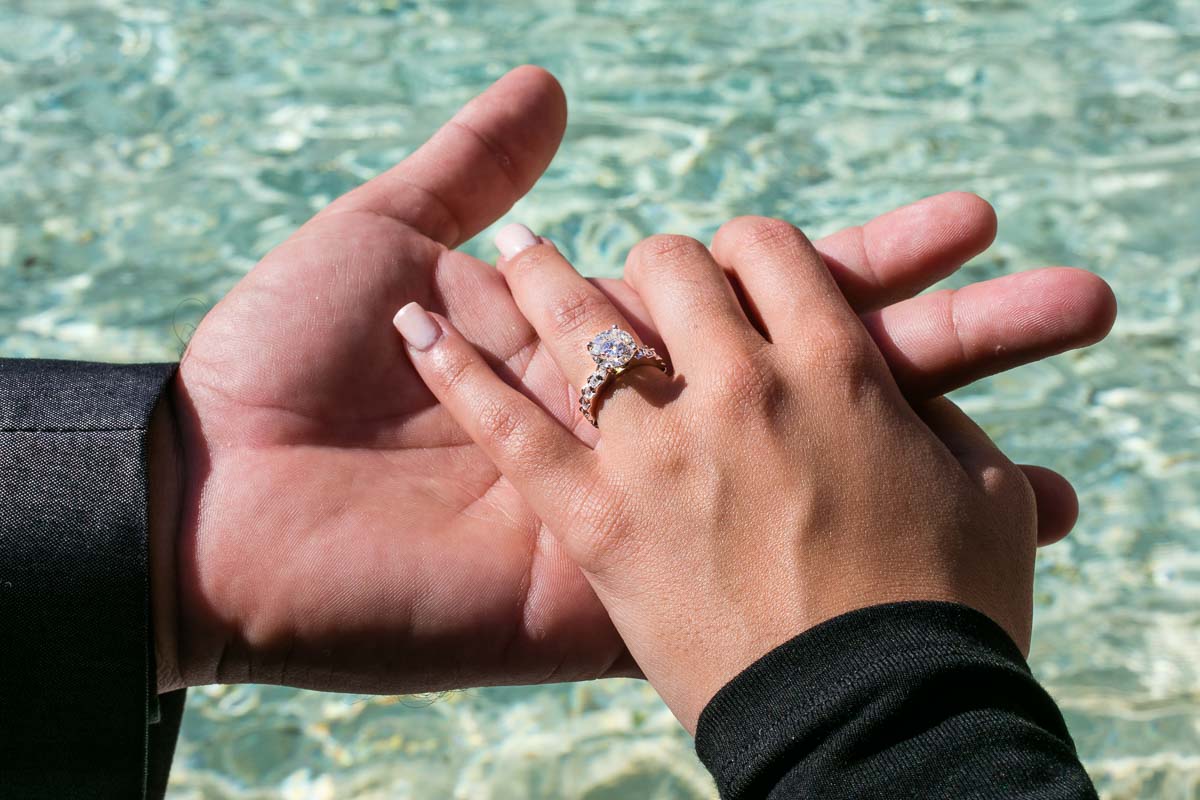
[1020,464,1079,547]
[393,302,595,520]
[917,398,1079,548]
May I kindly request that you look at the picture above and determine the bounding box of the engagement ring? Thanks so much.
[579,326,669,427]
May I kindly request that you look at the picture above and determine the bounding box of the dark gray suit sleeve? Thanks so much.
[0,359,185,800]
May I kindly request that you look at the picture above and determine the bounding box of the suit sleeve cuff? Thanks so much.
[0,359,179,798]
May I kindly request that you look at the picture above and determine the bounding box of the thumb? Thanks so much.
[319,65,568,247]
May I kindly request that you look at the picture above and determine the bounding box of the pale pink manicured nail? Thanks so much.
[494,223,538,258]
[393,302,441,351]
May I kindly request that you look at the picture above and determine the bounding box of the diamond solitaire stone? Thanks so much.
[588,326,637,368]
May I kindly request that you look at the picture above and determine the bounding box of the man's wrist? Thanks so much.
[148,381,185,693]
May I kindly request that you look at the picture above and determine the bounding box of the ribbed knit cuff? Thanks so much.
[695,602,1081,800]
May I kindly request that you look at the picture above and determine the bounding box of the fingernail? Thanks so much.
[393,302,441,351]
[494,223,538,258]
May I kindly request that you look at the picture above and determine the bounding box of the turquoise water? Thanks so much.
[2,1,1198,797]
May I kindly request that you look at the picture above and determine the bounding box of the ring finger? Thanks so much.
[494,223,671,424]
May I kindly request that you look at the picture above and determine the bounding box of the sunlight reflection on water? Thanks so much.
[2,1,1198,797]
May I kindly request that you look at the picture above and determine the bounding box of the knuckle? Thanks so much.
[990,462,1036,508]
[568,483,637,569]
[504,244,557,280]
[629,234,708,276]
[803,322,878,378]
[475,397,529,450]
[707,354,786,418]
[643,423,692,475]
[547,288,610,340]
[435,347,479,396]
[720,216,808,255]
[976,461,1038,541]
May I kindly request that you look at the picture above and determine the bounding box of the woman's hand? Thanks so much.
[396,217,1041,731]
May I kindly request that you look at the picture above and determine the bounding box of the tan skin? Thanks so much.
[398,218,1056,730]
[154,67,1115,695]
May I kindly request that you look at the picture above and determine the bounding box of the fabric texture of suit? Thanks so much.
[0,359,184,799]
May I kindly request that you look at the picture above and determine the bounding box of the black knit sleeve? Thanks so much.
[0,359,185,800]
[694,602,1097,799]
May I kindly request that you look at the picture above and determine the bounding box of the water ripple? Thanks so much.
[2,1,1197,797]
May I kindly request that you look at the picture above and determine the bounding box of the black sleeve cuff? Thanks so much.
[0,359,181,799]
[695,601,1097,800]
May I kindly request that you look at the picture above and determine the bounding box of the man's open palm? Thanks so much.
[166,67,1114,693]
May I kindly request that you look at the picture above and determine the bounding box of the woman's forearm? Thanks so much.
[696,603,1097,800]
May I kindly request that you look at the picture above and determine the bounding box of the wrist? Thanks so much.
[148,380,185,693]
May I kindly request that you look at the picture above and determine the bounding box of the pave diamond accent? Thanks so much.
[579,366,611,427]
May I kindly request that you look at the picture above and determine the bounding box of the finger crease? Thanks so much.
[379,175,463,246]
[448,117,524,199]
[849,224,886,291]
[944,289,971,365]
